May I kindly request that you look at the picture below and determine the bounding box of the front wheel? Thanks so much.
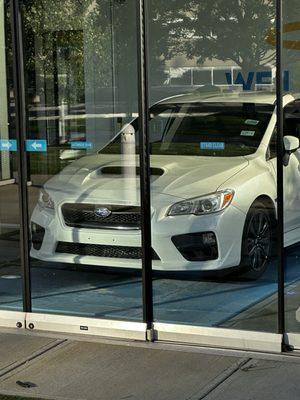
[239,201,274,279]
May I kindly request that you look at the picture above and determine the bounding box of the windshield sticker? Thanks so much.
[241,130,255,137]
[245,119,259,126]
[200,142,225,150]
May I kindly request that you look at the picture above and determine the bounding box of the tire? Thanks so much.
[238,200,274,280]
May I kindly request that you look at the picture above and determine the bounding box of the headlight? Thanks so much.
[38,189,54,210]
[167,190,234,216]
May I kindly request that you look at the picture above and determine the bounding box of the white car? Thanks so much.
[30,91,300,278]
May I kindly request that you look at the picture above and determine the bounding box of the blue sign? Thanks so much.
[26,140,47,152]
[200,142,225,151]
[70,141,93,150]
[225,70,290,91]
[0,139,17,152]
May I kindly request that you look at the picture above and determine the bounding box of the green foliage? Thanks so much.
[159,0,276,71]
[7,0,279,102]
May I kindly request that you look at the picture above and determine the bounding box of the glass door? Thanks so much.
[18,0,146,337]
[0,0,25,326]
[148,0,282,351]
[5,0,299,352]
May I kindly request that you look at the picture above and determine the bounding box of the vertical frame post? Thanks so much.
[10,0,31,312]
[136,0,153,329]
[0,0,10,181]
[276,0,285,342]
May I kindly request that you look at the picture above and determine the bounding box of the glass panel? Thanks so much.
[283,1,300,336]
[0,0,23,310]
[149,0,279,332]
[21,0,143,320]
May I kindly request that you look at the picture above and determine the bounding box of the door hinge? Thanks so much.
[146,327,157,342]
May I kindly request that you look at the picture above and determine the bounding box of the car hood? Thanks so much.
[44,154,249,203]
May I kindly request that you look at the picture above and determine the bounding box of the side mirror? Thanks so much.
[283,135,300,166]
[284,135,300,152]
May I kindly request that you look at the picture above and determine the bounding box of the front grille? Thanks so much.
[61,203,141,230]
[56,241,160,260]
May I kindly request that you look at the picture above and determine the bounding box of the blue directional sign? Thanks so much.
[26,140,47,152]
[200,142,225,151]
[0,139,17,152]
[70,141,93,150]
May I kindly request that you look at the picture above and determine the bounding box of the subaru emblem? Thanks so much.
[94,207,112,218]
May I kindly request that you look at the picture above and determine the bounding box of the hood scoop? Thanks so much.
[101,166,164,177]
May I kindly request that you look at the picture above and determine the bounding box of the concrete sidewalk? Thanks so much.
[0,329,300,400]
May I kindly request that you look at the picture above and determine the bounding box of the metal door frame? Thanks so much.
[0,0,151,342]
[0,311,25,329]
[153,323,282,353]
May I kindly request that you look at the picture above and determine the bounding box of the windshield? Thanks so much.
[101,102,274,157]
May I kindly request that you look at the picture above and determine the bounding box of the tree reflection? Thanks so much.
[18,0,278,106]
[153,0,276,75]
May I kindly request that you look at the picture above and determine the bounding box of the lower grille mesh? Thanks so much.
[56,241,160,260]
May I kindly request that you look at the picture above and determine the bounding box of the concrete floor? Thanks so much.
[205,357,300,400]
[0,329,300,400]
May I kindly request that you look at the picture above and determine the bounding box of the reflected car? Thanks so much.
[30,91,300,278]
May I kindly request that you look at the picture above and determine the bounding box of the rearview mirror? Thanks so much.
[283,135,300,167]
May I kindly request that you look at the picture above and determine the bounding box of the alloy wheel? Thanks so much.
[246,211,271,272]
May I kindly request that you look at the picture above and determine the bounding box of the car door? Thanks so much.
[283,100,300,232]
[268,114,300,234]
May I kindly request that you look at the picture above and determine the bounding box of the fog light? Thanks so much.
[171,232,218,261]
[31,223,45,251]
[202,232,217,246]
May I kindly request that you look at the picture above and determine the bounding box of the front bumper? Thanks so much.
[30,203,246,272]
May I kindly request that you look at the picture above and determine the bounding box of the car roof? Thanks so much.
[158,90,298,106]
